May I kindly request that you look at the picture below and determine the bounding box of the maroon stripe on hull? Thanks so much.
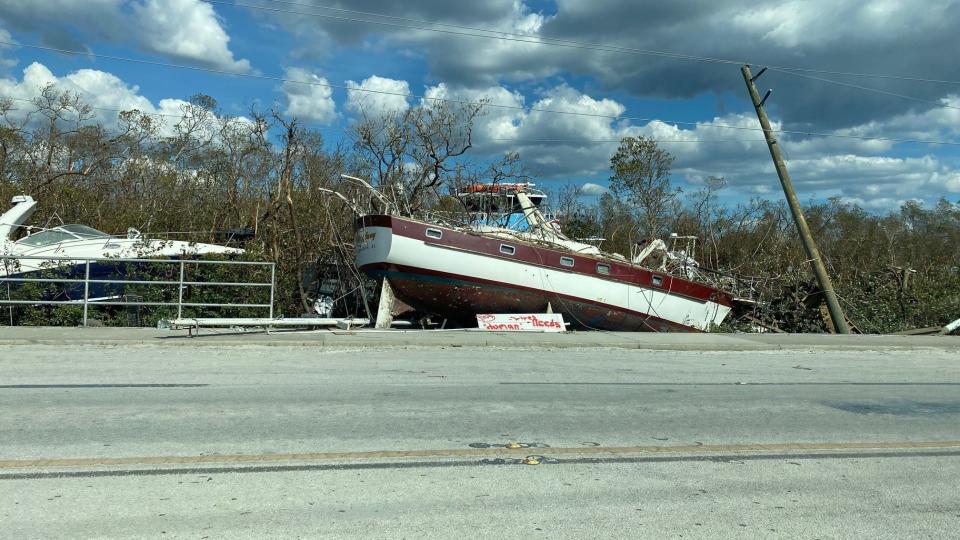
[365,262,701,333]
[358,215,393,228]
[356,214,732,308]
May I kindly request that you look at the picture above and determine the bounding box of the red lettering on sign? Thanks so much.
[477,314,565,332]
[482,323,522,330]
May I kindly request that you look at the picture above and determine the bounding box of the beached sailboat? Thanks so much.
[355,183,732,332]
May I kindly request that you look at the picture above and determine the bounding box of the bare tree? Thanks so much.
[28,84,113,192]
[686,175,726,267]
[350,98,486,215]
[0,97,28,183]
[609,136,679,240]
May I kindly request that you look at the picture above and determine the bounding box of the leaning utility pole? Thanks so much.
[740,64,850,334]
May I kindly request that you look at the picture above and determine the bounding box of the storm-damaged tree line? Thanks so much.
[0,86,957,332]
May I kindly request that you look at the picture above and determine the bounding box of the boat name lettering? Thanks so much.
[355,229,377,250]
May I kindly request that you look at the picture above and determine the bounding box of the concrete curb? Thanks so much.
[0,327,956,351]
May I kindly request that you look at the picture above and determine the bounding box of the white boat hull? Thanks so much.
[356,216,732,332]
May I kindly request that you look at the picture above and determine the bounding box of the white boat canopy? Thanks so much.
[15,224,111,247]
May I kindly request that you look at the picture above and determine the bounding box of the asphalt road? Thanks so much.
[1,335,958,538]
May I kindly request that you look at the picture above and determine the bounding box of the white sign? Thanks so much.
[476,313,566,332]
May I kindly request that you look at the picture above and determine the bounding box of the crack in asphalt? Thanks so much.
[3,449,960,480]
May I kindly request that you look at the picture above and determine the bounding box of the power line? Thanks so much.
[3,40,960,147]
[217,1,960,110]
[760,66,960,86]
[482,137,769,145]
[212,0,743,66]
[3,40,669,123]
[225,0,960,85]
[2,96,188,121]
[0,96,768,145]
[771,68,960,111]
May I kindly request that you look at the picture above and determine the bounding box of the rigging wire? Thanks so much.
[3,41,959,147]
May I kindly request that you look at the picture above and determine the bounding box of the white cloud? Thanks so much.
[423,83,525,141]
[782,154,960,201]
[264,1,555,87]
[417,83,635,178]
[0,1,250,72]
[2,56,955,209]
[0,62,153,123]
[399,2,559,87]
[0,61,233,137]
[0,1,125,49]
[132,0,250,73]
[0,26,18,71]
[262,0,960,134]
[414,82,960,207]
[939,170,960,193]
[580,182,607,195]
[346,75,410,117]
[731,1,944,49]
[507,86,635,177]
[812,94,960,145]
[517,85,628,141]
[836,196,909,211]
[644,111,960,207]
[281,67,336,123]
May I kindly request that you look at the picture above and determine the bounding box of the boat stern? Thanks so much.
[355,215,394,271]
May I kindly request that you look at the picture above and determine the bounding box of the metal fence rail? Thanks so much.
[1,255,275,326]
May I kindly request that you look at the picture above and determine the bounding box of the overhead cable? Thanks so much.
[219,0,960,85]
[3,41,959,146]
[771,68,960,111]
[0,96,768,145]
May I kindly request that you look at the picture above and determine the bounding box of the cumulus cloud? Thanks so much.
[515,85,627,141]
[505,86,636,177]
[346,75,410,117]
[281,67,336,123]
[1,62,153,121]
[239,0,960,207]
[423,82,525,140]
[259,0,526,48]
[411,80,960,207]
[0,61,227,137]
[730,1,944,49]
[649,111,960,207]
[132,0,250,72]
[0,0,125,49]
[424,83,636,178]
[393,1,556,87]
[542,0,960,129]
[580,182,608,195]
[0,26,18,72]
[0,0,250,72]
[259,0,960,132]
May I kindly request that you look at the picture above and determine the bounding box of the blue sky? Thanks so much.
[1,0,958,210]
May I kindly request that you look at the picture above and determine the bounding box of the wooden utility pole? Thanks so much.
[740,64,850,334]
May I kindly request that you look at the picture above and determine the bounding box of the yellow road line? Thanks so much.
[2,440,959,470]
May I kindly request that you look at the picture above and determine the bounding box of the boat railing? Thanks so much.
[0,255,275,327]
